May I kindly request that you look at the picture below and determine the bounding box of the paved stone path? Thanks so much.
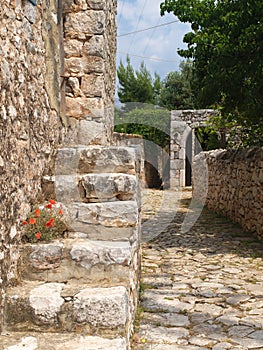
[133,189,263,350]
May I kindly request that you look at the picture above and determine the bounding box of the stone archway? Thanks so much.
[170,109,219,188]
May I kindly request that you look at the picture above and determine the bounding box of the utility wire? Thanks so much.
[128,0,148,54]
[143,17,161,55]
[118,20,180,37]
[117,0,126,28]
[118,51,179,63]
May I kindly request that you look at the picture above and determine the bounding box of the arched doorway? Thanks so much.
[170,109,220,188]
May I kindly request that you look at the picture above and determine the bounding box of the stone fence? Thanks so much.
[193,147,263,239]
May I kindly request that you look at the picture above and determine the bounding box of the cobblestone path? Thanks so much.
[133,189,263,350]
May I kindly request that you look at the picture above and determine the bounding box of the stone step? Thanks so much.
[55,145,140,176]
[20,238,138,285]
[53,173,139,203]
[0,332,127,350]
[66,201,139,241]
[4,282,129,336]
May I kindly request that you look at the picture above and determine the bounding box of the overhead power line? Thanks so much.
[117,51,179,63]
[143,16,161,55]
[118,20,180,37]
[128,0,148,54]
[117,0,126,27]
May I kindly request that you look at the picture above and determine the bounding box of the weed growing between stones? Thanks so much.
[21,199,67,242]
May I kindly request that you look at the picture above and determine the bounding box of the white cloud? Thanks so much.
[117,0,191,79]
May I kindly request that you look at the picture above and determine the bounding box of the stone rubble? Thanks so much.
[133,189,263,350]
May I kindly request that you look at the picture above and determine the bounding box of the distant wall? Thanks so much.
[63,0,117,145]
[193,148,263,239]
[0,0,63,292]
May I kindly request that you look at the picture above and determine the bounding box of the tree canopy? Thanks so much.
[158,60,196,110]
[117,56,161,105]
[117,57,195,111]
[160,0,263,141]
[115,104,170,148]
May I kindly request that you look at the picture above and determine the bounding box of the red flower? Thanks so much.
[35,208,41,217]
[45,203,53,209]
[35,232,41,240]
[29,218,36,225]
[22,221,28,225]
[59,208,64,215]
[49,199,56,205]
[46,218,55,228]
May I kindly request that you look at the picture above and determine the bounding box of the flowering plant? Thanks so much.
[22,199,67,243]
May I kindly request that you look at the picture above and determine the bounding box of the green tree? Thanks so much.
[160,0,263,143]
[115,104,170,148]
[117,56,161,105]
[158,60,196,110]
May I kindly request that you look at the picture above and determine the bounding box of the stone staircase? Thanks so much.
[0,146,141,350]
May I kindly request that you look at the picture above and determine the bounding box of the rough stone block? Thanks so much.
[63,0,88,13]
[65,96,104,120]
[70,201,138,228]
[5,282,65,328]
[83,35,105,57]
[65,56,104,75]
[87,0,106,10]
[64,11,105,36]
[55,175,81,203]
[78,146,137,174]
[73,286,128,328]
[69,226,139,241]
[65,97,93,119]
[70,240,132,269]
[55,147,81,176]
[20,239,139,284]
[64,39,83,58]
[78,119,107,145]
[79,173,137,202]
[5,283,129,334]
[23,242,63,270]
[29,283,65,325]
[55,146,137,176]
[81,74,104,97]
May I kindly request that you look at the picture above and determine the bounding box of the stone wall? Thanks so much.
[193,147,263,239]
[63,0,117,146]
[0,1,141,345]
[0,0,62,296]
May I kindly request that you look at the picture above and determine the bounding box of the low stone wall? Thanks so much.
[193,147,263,239]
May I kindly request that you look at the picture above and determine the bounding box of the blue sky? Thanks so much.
[116,0,191,81]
